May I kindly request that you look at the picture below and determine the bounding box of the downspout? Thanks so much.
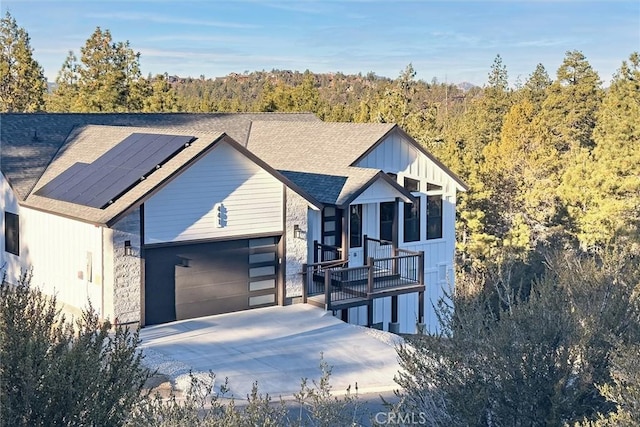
[100,226,105,322]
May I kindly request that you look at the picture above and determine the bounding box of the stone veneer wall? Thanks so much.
[111,208,142,324]
[285,188,309,298]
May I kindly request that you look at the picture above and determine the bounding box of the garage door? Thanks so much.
[145,236,280,325]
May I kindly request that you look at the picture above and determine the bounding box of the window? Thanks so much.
[402,177,421,242]
[427,183,442,191]
[380,202,395,244]
[404,177,420,192]
[349,204,362,248]
[4,212,19,256]
[404,198,420,242]
[427,195,443,239]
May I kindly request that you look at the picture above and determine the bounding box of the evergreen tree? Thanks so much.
[444,55,513,264]
[47,27,145,112]
[142,73,180,112]
[535,50,602,153]
[560,53,640,250]
[522,63,552,109]
[0,12,46,112]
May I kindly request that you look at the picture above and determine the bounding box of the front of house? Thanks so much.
[0,113,466,334]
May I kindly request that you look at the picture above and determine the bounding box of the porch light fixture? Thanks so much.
[124,240,133,256]
[179,257,190,268]
[293,224,303,239]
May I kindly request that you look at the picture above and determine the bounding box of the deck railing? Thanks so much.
[363,235,393,260]
[303,249,424,310]
[313,240,343,263]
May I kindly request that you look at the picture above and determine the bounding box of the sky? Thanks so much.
[3,1,639,87]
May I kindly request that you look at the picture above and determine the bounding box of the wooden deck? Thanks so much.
[306,281,425,310]
[303,250,425,311]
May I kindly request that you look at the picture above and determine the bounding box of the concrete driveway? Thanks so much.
[139,304,403,399]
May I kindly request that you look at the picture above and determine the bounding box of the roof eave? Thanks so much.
[106,133,324,227]
[350,125,469,192]
[338,170,416,208]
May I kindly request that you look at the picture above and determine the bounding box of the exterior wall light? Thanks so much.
[293,224,303,239]
[124,240,133,256]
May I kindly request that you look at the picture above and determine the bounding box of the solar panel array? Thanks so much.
[36,133,195,209]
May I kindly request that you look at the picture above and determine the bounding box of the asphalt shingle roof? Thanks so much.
[246,121,397,205]
[25,125,228,225]
[0,113,425,222]
[1,112,320,200]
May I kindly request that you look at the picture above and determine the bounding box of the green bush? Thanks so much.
[0,271,151,427]
[0,272,367,426]
[392,249,640,426]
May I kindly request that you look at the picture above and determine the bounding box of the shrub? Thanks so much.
[0,271,151,426]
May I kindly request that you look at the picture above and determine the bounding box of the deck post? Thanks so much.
[392,246,399,275]
[391,295,398,323]
[417,251,425,333]
[363,234,368,260]
[324,266,331,311]
[367,257,374,296]
[313,240,319,263]
[367,301,373,328]
[302,263,308,303]
[418,290,425,328]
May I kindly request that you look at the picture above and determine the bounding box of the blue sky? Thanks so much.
[3,1,639,86]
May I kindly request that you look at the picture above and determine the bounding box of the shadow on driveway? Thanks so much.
[139,304,403,399]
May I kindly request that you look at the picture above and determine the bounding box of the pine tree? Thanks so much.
[47,27,145,112]
[0,12,46,112]
[560,53,640,250]
[535,50,602,153]
[142,73,179,112]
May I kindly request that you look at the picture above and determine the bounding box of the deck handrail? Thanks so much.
[370,253,419,263]
[313,240,343,263]
[307,259,348,270]
[397,247,421,256]
[364,236,393,245]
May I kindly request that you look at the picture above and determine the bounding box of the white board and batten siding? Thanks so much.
[3,206,103,314]
[355,130,460,333]
[351,178,404,205]
[356,130,457,196]
[144,141,284,244]
[0,173,19,272]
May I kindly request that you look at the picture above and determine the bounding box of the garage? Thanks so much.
[144,236,280,325]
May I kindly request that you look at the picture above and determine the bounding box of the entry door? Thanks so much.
[321,206,342,261]
[349,204,364,267]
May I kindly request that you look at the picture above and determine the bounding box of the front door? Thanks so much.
[321,206,342,261]
[348,204,364,266]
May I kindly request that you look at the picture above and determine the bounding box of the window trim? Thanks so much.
[349,204,363,248]
[403,177,420,193]
[426,195,443,240]
[4,212,19,256]
[379,201,395,244]
[403,197,421,243]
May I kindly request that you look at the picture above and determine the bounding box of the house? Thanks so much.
[0,113,466,333]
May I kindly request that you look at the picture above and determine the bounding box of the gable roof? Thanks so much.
[25,125,227,225]
[0,112,320,200]
[352,126,469,192]
[246,120,463,205]
[20,124,325,226]
[1,112,464,223]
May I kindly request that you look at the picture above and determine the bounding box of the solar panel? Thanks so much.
[36,133,195,208]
